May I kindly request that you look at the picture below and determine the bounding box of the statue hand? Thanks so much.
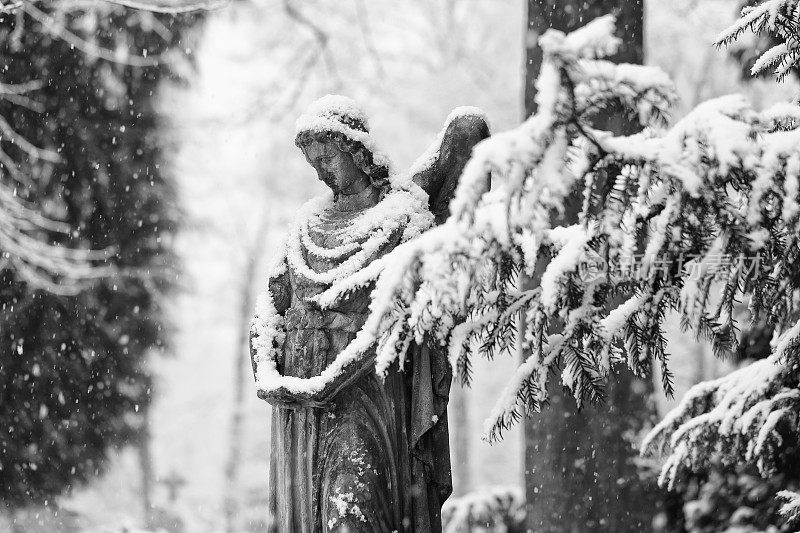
[309,353,378,405]
[258,386,330,409]
[256,354,377,408]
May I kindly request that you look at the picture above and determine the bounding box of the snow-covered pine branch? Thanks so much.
[715,0,800,80]
[441,486,525,533]
[778,490,800,524]
[319,13,800,453]
[640,350,799,490]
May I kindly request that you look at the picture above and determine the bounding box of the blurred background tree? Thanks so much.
[0,2,203,528]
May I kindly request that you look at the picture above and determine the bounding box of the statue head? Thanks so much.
[295,95,390,200]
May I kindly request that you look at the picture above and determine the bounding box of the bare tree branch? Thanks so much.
[22,1,164,67]
[353,0,385,78]
[0,181,114,295]
[97,0,228,13]
[0,115,60,163]
[0,1,23,13]
[282,0,340,87]
[0,0,201,293]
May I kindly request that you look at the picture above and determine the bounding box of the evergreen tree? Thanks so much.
[0,2,200,507]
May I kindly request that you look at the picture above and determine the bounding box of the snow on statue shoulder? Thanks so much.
[248,94,488,532]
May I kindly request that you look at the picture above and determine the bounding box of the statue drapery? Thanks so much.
[250,95,489,532]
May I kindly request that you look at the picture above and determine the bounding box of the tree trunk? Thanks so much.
[522,2,663,531]
[138,398,155,530]
[525,0,644,117]
[449,383,471,496]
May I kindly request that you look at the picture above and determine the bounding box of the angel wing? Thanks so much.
[409,107,490,224]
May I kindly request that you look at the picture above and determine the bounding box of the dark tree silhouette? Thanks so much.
[0,3,200,507]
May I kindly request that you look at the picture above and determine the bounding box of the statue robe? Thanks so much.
[265,205,452,532]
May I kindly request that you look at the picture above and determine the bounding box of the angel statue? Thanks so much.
[249,95,489,532]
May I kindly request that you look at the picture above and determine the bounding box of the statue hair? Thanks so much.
[295,129,391,196]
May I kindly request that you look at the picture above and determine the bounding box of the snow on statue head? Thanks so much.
[295,94,391,199]
[297,94,371,134]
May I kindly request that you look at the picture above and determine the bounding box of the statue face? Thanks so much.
[302,140,371,196]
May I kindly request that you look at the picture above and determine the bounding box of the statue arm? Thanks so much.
[249,265,290,380]
[253,262,377,408]
[268,269,292,315]
[257,352,376,409]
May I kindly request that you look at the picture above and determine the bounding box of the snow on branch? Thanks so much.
[1,0,227,14]
[778,490,800,524]
[0,0,199,294]
[641,319,800,492]
[96,0,228,13]
[441,486,525,533]
[715,0,800,80]
[333,14,800,452]
[0,80,111,293]
[641,352,798,489]
[0,180,113,294]
[573,60,676,128]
